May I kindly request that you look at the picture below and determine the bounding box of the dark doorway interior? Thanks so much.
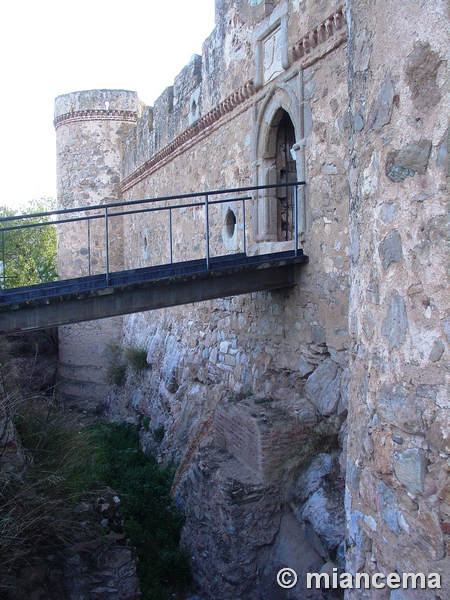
[275,111,296,241]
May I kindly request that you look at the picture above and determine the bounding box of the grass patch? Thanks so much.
[0,400,98,594]
[105,343,150,384]
[124,346,150,372]
[107,362,127,386]
[254,397,274,405]
[1,392,189,598]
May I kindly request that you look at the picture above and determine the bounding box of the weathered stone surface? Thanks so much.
[415,503,445,560]
[437,126,450,175]
[381,292,408,350]
[368,71,394,132]
[378,481,400,536]
[293,453,335,503]
[379,202,397,223]
[429,339,445,362]
[256,510,324,600]
[395,140,432,174]
[353,28,372,72]
[347,458,362,491]
[443,316,450,344]
[353,113,364,131]
[304,358,341,415]
[366,279,380,304]
[378,230,402,270]
[405,42,443,112]
[179,445,287,599]
[385,140,432,182]
[426,415,450,454]
[347,0,449,591]
[301,485,345,553]
[394,448,427,494]
[377,384,423,434]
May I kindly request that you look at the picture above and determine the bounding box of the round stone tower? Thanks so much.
[54,89,139,410]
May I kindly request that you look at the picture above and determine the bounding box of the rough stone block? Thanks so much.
[347,458,362,491]
[394,448,427,494]
[293,453,335,503]
[378,230,402,270]
[385,139,432,182]
[377,384,423,434]
[301,485,345,553]
[377,481,400,536]
[381,291,408,350]
[368,70,394,131]
[405,42,443,112]
[429,339,445,362]
[304,357,341,415]
[426,417,450,454]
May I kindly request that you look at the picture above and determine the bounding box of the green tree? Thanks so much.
[0,197,57,288]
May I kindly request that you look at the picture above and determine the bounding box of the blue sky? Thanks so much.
[0,0,215,210]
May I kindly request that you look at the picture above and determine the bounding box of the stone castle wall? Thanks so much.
[55,90,139,407]
[54,0,450,597]
[346,0,450,595]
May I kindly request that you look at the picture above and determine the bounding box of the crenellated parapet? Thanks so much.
[121,79,256,191]
[121,3,348,192]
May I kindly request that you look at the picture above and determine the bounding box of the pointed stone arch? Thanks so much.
[252,81,306,244]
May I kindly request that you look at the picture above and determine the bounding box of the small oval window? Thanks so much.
[225,209,236,238]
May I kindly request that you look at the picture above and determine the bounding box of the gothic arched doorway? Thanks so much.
[252,82,305,245]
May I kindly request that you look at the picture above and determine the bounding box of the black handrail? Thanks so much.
[0,182,306,290]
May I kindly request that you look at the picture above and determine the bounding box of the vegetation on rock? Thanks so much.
[0,337,190,600]
[88,421,190,599]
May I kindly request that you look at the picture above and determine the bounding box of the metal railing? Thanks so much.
[0,182,305,290]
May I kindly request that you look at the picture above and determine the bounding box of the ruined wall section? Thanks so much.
[346,0,450,592]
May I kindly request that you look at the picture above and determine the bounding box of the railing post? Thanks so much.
[205,194,210,270]
[294,184,299,257]
[104,207,109,285]
[169,208,173,264]
[1,230,5,288]
[242,197,247,256]
[87,218,91,276]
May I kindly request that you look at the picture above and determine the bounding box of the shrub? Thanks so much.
[124,346,150,371]
[152,424,165,443]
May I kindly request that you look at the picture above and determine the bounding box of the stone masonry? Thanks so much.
[55,90,140,409]
[55,0,449,598]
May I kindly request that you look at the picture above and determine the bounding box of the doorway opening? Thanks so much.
[275,110,296,241]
